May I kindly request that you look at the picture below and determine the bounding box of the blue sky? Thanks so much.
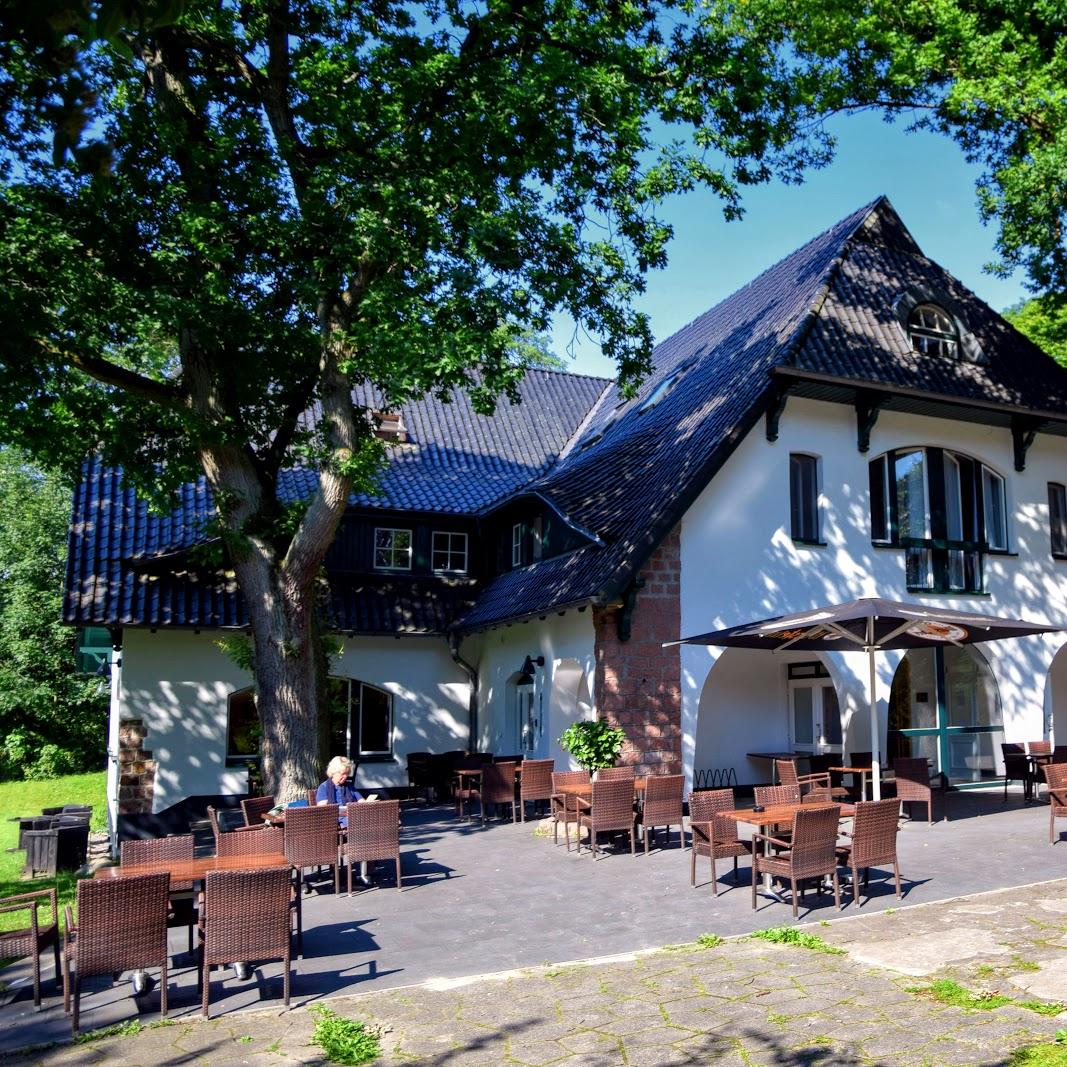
[553,111,1029,381]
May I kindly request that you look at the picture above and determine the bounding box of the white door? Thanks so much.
[789,680,843,754]
[517,685,537,755]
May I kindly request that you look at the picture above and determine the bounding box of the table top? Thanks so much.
[746,751,801,762]
[96,853,291,881]
[717,801,855,828]
[555,777,649,798]
[828,765,872,774]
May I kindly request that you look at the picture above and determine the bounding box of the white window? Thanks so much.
[432,531,468,574]
[373,528,412,570]
[511,523,523,567]
[982,468,1007,551]
[908,303,959,358]
[789,453,820,543]
[1050,483,1067,558]
[327,677,392,758]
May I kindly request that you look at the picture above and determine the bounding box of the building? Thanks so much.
[65,198,1067,830]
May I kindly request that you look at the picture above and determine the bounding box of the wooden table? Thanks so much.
[829,765,873,802]
[96,853,290,881]
[554,777,648,801]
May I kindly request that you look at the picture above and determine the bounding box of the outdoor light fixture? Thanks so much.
[517,654,545,687]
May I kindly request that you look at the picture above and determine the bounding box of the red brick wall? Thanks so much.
[593,526,682,775]
[118,718,157,815]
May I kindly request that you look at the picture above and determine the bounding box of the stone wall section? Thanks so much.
[117,718,157,815]
[593,525,682,775]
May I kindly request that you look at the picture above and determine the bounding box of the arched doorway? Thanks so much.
[888,646,1003,784]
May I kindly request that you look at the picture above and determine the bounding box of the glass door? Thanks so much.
[788,664,843,754]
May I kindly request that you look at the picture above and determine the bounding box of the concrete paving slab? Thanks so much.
[845,926,1011,975]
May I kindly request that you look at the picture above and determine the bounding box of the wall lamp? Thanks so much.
[517,655,545,686]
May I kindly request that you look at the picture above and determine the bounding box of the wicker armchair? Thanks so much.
[284,803,340,955]
[550,770,590,849]
[121,834,197,952]
[0,888,60,1007]
[596,766,636,781]
[640,774,685,853]
[199,866,292,1018]
[576,777,636,858]
[519,758,554,821]
[216,825,284,858]
[751,805,842,919]
[241,795,275,827]
[63,872,171,1034]
[754,784,801,806]
[835,798,901,905]
[892,757,944,823]
[341,800,402,893]
[1043,763,1067,845]
[776,758,847,800]
[688,789,751,894]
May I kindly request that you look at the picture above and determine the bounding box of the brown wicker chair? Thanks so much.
[453,755,488,819]
[207,805,261,848]
[284,804,340,955]
[216,825,284,858]
[477,762,518,823]
[550,770,590,849]
[1043,763,1067,845]
[751,805,842,919]
[688,789,751,894]
[776,758,847,800]
[199,866,292,1018]
[0,889,60,1007]
[341,800,402,893]
[241,795,275,827]
[639,774,685,853]
[596,766,636,781]
[1001,743,1035,802]
[121,834,197,952]
[1029,740,1052,756]
[63,872,170,1033]
[519,758,554,821]
[753,784,801,806]
[306,788,319,806]
[406,752,435,803]
[835,798,901,905]
[893,757,944,823]
[576,777,636,858]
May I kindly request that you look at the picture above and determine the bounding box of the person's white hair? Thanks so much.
[326,755,354,778]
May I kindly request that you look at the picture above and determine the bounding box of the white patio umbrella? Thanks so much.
[665,598,1062,798]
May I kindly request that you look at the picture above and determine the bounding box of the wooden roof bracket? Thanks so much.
[1012,416,1044,472]
[616,577,645,643]
[765,382,791,442]
[855,390,888,454]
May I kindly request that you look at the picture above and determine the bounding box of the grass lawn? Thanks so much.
[0,772,107,934]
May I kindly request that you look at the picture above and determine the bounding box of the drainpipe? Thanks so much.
[448,633,479,751]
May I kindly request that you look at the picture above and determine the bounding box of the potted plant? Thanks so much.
[558,719,627,772]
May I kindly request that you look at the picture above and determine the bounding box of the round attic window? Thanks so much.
[908,303,958,359]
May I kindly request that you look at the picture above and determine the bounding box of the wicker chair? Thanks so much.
[63,872,171,1034]
[216,825,284,858]
[688,789,751,894]
[639,774,685,853]
[1001,743,1034,802]
[121,834,197,952]
[550,770,590,849]
[596,766,636,781]
[1029,740,1052,756]
[406,752,435,803]
[1042,763,1067,845]
[206,805,261,848]
[893,757,943,823]
[519,758,554,821]
[0,889,60,1007]
[453,755,488,819]
[306,788,319,806]
[341,800,402,893]
[776,758,847,800]
[199,866,292,1018]
[1052,746,1067,764]
[835,798,901,905]
[241,795,275,827]
[479,762,519,823]
[751,805,842,919]
[753,784,801,806]
[576,777,636,858]
[284,803,340,955]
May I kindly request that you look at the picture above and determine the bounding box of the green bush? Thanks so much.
[558,719,626,771]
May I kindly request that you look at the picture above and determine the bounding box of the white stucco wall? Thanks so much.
[461,609,596,768]
[679,397,1067,783]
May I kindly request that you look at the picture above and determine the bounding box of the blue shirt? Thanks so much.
[315,779,363,806]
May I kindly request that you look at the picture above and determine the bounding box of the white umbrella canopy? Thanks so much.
[666,598,1063,798]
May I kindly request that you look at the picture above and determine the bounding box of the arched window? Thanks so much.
[908,303,958,358]
[327,677,393,759]
[226,687,259,764]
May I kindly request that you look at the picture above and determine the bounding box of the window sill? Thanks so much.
[1052,553,1067,562]
[984,548,1017,557]
[791,538,827,548]
[357,755,397,765]
[905,587,990,598]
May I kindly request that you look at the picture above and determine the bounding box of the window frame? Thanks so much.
[431,530,468,575]
[329,676,394,760]
[1049,483,1067,559]
[226,687,259,765]
[908,303,959,359]
[788,452,822,544]
[373,527,413,571]
[511,522,523,568]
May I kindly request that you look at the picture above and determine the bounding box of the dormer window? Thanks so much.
[907,303,958,358]
[894,289,985,364]
[638,358,695,413]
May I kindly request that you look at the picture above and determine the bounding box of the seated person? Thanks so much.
[316,755,362,807]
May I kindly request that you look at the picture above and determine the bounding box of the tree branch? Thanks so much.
[48,342,183,404]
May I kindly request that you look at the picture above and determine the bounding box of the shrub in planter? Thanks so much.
[558,719,626,772]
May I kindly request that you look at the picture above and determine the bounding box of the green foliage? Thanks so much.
[1020,1001,1066,1017]
[699,0,1067,295]
[0,450,107,780]
[557,719,627,771]
[1010,1033,1067,1067]
[696,933,725,948]
[309,1004,381,1065]
[905,979,1012,1010]
[749,927,845,955]
[1005,296,1067,367]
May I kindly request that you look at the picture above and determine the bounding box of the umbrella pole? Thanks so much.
[868,646,881,800]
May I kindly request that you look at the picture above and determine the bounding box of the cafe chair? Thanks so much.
[216,825,284,858]
[452,755,488,819]
[751,805,842,919]
[776,758,847,801]
[0,888,61,1007]
[121,834,197,953]
[640,774,685,853]
[550,770,590,850]
[1043,764,1067,845]
[1001,743,1035,803]
[835,798,901,905]
[519,758,554,821]
[477,762,519,824]
[63,872,170,1034]
[575,777,636,859]
[341,800,402,892]
[596,766,636,781]
[892,757,945,824]
[206,805,262,848]
[199,866,292,1018]
[688,789,751,894]
[284,804,340,956]
[241,794,275,827]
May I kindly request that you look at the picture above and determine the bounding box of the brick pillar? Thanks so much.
[593,526,682,776]
[117,718,157,815]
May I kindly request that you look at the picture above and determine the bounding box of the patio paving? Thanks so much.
[1,787,1065,1059]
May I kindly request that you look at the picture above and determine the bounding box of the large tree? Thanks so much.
[0,0,824,799]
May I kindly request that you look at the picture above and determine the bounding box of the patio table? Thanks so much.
[829,765,873,801]
[95,852,290,882]
[746,752,800,784]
